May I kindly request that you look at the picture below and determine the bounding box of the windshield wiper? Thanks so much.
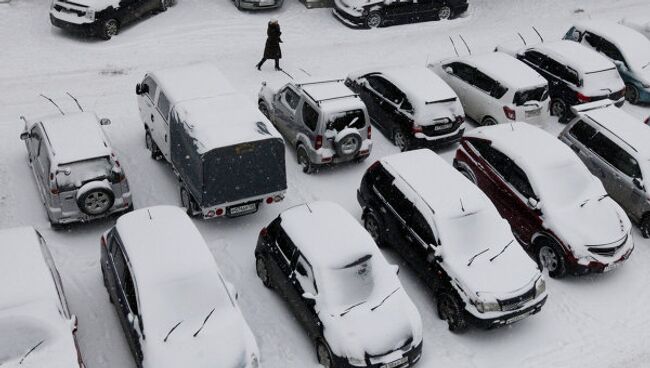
[597,194,609,202]
[193,308,216,338]
[163,321,183,342]
[340,301,366,317]
[581,194,609,207]
[19,340,45,365]
[467,248,490,267]
[490,240,514,262]
[371,287,400,312]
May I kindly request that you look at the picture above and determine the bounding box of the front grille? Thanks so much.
[366,336,413,360]
[498,287,536,312]
[55,5,85,16]
[59,0,89,7]
[588,235,627,257]
[421,120,461,137]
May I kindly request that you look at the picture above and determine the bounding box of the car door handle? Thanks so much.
[164,134,168,143]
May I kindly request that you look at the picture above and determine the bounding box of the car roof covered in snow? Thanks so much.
[581,105,650,158]
[279,202,377,269]
[381,149,491,220]
[36,111,111,165]
[574,20,650,71]
[150,63,238,105]
[446,52,547,89]
[528,40,616,74]
[297,79,366,114]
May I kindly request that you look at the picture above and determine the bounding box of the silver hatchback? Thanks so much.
[20,112,133,228]
[559,102,650,237]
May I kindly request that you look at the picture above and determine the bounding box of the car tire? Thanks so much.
[550,99,568,119]
[481,116,498,126]
[316,340,334,368]
[297,145,315,174]
[537,238,567,278]
[640,214,650,239]
[145,131,162,160]
[99,18,119,40]
[258,101,271,119]
[256,256,273,289]
[437,6,452,20]
[437,292,467,332]
[363,208,385,247]
[365,11,383,28]
[393,128,410,152]
[180,187,199,217]
[625,84,640,105]
[334,130,362,158]
[77,184,115,216]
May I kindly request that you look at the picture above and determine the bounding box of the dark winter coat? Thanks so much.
[263,23,282,59]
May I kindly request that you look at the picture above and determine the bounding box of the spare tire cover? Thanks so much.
[76,180,115,216]
[334,128,362,158]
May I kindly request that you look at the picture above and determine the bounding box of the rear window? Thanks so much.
[513,86,549,105]
[327,109,366,132]
[56,157,113,191]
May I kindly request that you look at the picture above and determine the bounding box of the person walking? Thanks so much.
[256,19,282,71]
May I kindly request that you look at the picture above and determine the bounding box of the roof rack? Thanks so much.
[295,78,344,87]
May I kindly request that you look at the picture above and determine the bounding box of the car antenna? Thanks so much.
[66,92,84,112]
[163,321,183,342]
[517,32,527,46]
[280,69,295,80]
[449,36,460,57]
[459,34,472,55]
[39,94,65,115]
[532,26,544,43]
[193,308,216,338]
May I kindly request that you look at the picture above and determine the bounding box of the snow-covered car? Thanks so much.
[258,78,372,174]
[620,15,650,40]
[429,52,550,126]
[332,0,468,28]
[50,0,174,40]
[0,226,85,368]
[100,206,260,368]
[559,101,650,238]
[137,64,287,218]
[233,0,283,10]
[358,149,547,331]
[454,122,634,278]
[255,201,423,368]
[346,67,465,151]
[497,40,626,121]
[564,20,650,104]
[19,111,133,228]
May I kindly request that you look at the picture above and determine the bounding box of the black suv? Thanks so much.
[333,0,468,28]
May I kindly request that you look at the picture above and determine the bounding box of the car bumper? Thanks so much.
[569,246,634,275]
[49,194,133,225]
[237,0,283,9]
[465,296,547,329]
[331,341,423,368]
[50,13,97,35]
[332,8,365,28]
[312,140,373,166]
[412,127,464,148]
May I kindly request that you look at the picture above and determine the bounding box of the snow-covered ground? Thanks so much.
[1,0,650,367]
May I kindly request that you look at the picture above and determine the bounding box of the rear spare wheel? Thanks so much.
[77,180,115,216]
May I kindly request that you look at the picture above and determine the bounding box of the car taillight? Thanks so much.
[260,227,268,237]
[503,106,516,120]
[368,161,381,172]
[315,135,323,150]
[412,124,423,133]
[266,197,273,204]
[645,117,649,126]
[367,125,372,139]
[577,92,591,103]
[456,115,464,124]
[49,173,59,194]
[100,235,107,248]
[215,208,224,217]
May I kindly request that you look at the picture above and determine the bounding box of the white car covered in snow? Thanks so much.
[429,52,550,126]
[0,226,85,367]
[620,15,650,39]
[358,150,547,331]
[255,201,423,368]
[100,206,260,368]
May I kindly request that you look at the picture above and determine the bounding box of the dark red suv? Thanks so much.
[453,123,634,278]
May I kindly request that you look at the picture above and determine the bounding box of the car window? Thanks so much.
[373,168,413,221]
[302,102,319,131]
[294,255,317,295]
[569,120,597,144]
[410,210,436,246]
[157,91,171,120]
[472,69,496,94]
[445,62,475,83]
[507,163,536,199]
[123,269,139,316]
[276,227,296,264]
[280,87,300,111]
[142,76,158,99]
[599,39,626,64]
[584,32,604,49]
[472,140,511,176]
[111,241,127,283]
[513,86,548,105]
[36,142,50,173]
[367,76,403,105]
[590,133,642,178]
[524,50,547,67]
[327,109,366,132]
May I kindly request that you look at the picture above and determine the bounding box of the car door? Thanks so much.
[27,125,47,194]
[405,210,440,284]
[498,161,542,245]
[291,254,322,340]
[371,166,410,247]
[466,68,500,123]
[564,119,601,173]
[442,62,478,119]
[363,75,400,133]
[268,224,297,300]
[384,0,418,23]
[273,86,301,144]
[153,89,172,161]
[138,76,160,134]
[298,100,320,150]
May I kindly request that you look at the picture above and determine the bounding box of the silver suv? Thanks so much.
[20,112,133,228]
[258,78,373,174]
[559,101,650,238]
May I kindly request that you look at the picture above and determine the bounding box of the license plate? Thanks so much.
[383,357,408,368]
[506,311,531,325]
[604,262,621,272]
[228,203,258,216]
[434,123,453,131]
[526,108,541,118]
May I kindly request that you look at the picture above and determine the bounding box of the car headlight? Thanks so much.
[84,9,95,21]
[475,299,500,313]
[535,278,546,297]
[348,356,366,366]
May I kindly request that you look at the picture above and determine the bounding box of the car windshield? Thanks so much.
[536,163,597,206]
[513,86,548,105]
[322,254,376,313]
[56,156,113,191]
[438,209,510,257]
[326,110,366,132]
[0,317,51,365]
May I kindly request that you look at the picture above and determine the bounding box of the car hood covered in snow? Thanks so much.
[64,0,121,10]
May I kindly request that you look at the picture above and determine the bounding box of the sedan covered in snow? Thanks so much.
[255,201,423,368]
[0,227,85,368]
[333,0,469,28]
[100,206,260,368]
[454,123,634,278]
[358,150,547,331]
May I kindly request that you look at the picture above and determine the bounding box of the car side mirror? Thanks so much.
[100,118,111,126]
[527,197,541,210]
[444,66,454,74]
[57,167,72,176]
[633,178,645,191]
[20,131,30,140]
[135,84,142,95]
[136,83,148,95]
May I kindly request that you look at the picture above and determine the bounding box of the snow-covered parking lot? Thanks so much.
[1,0,650,367]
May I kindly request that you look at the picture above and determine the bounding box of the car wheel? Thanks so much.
[437,6,452,20]
[146,131,162,160]
[481,116,498,126]
[335,131,362,158]
[78,184,115,216]
[537,239,567,278]
[625,84,640,105]
[437,292,467,332]
[100,19,119,40]
[550,99,567,119]
[457,166,477,184]
[297,145,315,174]
[640,215,650,239]
[393,128,410,152]
[258,101,270,118]
[180,187,198,217]
[256,256,273,288]
[316,340,334,368]
[363,209,385,247]
[365,11,383,28]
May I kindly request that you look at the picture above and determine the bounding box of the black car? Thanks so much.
[333,0,468,28]
[255,201,423,368]
[346,67,465,151]
[50,0,174,40]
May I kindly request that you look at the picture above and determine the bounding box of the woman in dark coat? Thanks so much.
[256,20,282,71]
